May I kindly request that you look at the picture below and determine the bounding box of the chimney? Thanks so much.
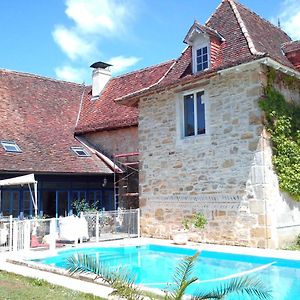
[90,61,112,99]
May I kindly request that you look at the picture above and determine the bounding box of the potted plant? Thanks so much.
[172,212,207,245]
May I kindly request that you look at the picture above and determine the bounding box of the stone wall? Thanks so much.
[85,126,138,156]
[138,62,283,248]
[85,126,139,209]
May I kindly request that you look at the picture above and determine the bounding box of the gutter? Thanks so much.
[75,136,123,174]
[217,57,300,79]
[118,57,300,106]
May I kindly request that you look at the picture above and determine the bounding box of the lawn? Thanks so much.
[0,271,105,300]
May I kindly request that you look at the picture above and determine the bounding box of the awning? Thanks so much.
[0,174,38,217]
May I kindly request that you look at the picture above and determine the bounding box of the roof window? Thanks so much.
[1,141,22,153]
[71,146,90,157]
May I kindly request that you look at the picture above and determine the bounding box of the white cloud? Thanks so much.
[53,0,141,82]
[108,56,141,74]
[55,65,88,83]
[278,0,300,40]
[53,26,96,60]
[65,0,134,36]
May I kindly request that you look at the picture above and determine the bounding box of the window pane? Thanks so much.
[2,191,10,215]
[197,56,202,64]
[58,192,68,217]
[184,94,195,136]
[197,92,205,135]
[103,190,114,211]
[23,191,31,217]
[203,47,208,54]
[88,191,95,207]
[203,54,208,62]
[197,48,202,56]
[197,65,202,72]
[12,192,19,217]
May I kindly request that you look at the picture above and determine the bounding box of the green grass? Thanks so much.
[0,271,106,300]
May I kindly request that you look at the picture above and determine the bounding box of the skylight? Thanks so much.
[1,141,22,153]
[71,146,90,157]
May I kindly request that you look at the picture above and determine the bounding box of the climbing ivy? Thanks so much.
[259,68,300,201]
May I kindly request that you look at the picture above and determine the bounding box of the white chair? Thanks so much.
[0,224,8,246]
[59,215,89,242]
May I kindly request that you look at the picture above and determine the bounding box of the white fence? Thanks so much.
[83,209,140,242]
[0,209,140,252]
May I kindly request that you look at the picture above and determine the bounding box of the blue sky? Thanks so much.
[0,0,299,84]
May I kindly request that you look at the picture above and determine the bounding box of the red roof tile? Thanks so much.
[116,0,297,106]
[282,40,300,53]
[0,69,112,174]
[233,1,292,68]
[75,60,174,134]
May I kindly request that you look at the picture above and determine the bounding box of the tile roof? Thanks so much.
[0,69,112,174]
[232,1,292,67]
[116,0,296,106]
[75,60,174,134]
[282,40,300,54]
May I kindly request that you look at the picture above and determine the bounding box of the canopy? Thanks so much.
[0,174,38,217]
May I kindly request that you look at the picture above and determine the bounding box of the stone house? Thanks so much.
[115,0,300,248]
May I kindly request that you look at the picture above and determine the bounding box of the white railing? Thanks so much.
[83,208,140,242]
[0,209,140,252]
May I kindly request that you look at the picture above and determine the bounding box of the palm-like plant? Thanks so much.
[164,252,199,299]
[67,253,143,300]
[67,252,272,300]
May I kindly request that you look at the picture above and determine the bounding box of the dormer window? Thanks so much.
[184,21,224,74]
[1,141,22,153]
[196,46,209,72]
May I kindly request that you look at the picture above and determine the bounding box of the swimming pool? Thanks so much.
[32,244,300,299]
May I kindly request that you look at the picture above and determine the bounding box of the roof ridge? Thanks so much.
[235,1,291,41]
[112,59,176,79]
[0,68,85,86]
[227,0,265,56]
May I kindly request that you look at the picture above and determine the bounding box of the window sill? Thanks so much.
[176,133,210,147]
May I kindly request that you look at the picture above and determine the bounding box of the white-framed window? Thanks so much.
[71,146,90,157]
[192,36,210,74]
[183,91,205,137]
[196,46,209,72]
[1,140,22,153]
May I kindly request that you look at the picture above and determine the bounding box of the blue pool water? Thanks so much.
[32,244,300,299]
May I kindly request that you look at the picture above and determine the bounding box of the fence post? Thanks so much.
[96,212,99,243]
[13,221,18,252]
[79,212,83,244]
[9,215,13,251]
[23,220,31,251]
[137,208,141,238]
[49,218,56,251]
